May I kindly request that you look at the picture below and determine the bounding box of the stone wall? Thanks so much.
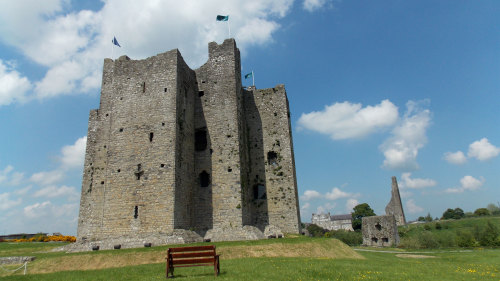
[244,85,301,234]
[385,176,406,226]
[362,215,399,247]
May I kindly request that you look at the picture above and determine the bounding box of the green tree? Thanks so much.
[487,203,500,215]
[453,208,465,219]
[306,224,327,237]
[351,203,376,231]
[441,208,455,220]
[441,208,465,220]
[424,213,433,222]
[474,208,490,216]
[478,221,500,246]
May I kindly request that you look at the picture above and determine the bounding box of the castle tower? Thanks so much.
[385,176,406,226]
[75,39,300,250]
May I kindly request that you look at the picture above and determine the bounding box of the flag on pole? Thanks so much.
[112,37,121,47]
[244,72,253,79]
[216,15,229,21]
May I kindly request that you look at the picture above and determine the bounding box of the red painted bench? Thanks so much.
[166,245,220,278]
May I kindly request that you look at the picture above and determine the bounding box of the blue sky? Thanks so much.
[1,0,499,235]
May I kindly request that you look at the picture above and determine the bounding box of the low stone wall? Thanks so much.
[59,225,284,252]
[60,230,203,253]
[0,256,35,265]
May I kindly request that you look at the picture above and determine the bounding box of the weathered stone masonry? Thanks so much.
[76,39,300,250]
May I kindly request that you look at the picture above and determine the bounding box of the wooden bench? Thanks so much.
[165,245,220,278]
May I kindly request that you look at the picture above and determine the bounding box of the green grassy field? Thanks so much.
[1,236,499,280]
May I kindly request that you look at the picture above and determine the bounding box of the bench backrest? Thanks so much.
[167,245,217,266]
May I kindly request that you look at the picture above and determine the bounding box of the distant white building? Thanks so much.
[311,213,354,231]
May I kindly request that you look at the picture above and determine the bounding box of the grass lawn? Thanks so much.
[1,237,499,280]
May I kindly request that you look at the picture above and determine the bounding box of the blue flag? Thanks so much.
[216,15,229,21]
[244,72,253,79]
[112,37,121,47]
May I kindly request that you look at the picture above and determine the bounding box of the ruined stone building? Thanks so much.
[75,39,301,250]
[311,213,353,231]
[362,215,399,247]
[362,176,404,247]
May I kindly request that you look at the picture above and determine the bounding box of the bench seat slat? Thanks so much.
[171,252,215,258]
[172,257,215,265]
[169,246,215,252]
[174,263,214,268]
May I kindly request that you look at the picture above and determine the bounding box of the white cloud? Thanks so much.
[399,173,437,189]
[301,202,310,211]
[302,187,358,202]
[298,100,399,140]
[0,60,32,106]
[406,199,423,214]
[9,172,24,186]
[301,190,322,201]
[24,201,53,219]
[0,192,22,210]
[316,205,326,214]
[468,138,500,161]
[0,165,14,184]
[30,170,64,186]
[380,100,431,170]
[60,136,87,168]
[326,187,357,200]
[33,185,79,201]
[0,0,296,103]
[445,175,484,193]
[14,185,32,196]
[443,151,467,165]
[0,165,24,186]
[346,198,359,212]
[303,0,330,12]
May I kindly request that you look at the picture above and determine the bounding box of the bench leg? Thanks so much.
[166,259,174,278]
[215,255,220,276]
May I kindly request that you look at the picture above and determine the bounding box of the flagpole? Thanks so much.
[227,20,231,38]
[252,70,255,86]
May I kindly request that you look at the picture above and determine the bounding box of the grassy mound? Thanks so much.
[1,237,362,275]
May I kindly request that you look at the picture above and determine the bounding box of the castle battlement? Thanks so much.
[74,39,301,251]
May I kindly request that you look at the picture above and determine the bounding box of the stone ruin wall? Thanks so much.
[385,176,406,226]
[362,215,400,247]
[244,85,301,233]
[76,39,300,249]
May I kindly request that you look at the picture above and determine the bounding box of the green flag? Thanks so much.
[244,72,253,79]
[216,15,229,21]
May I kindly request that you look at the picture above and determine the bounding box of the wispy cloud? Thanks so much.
[380,100,431,170]
[406,199,424,214]
[399,173,437,189]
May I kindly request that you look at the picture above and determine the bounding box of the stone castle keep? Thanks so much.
[75,39,301,250]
